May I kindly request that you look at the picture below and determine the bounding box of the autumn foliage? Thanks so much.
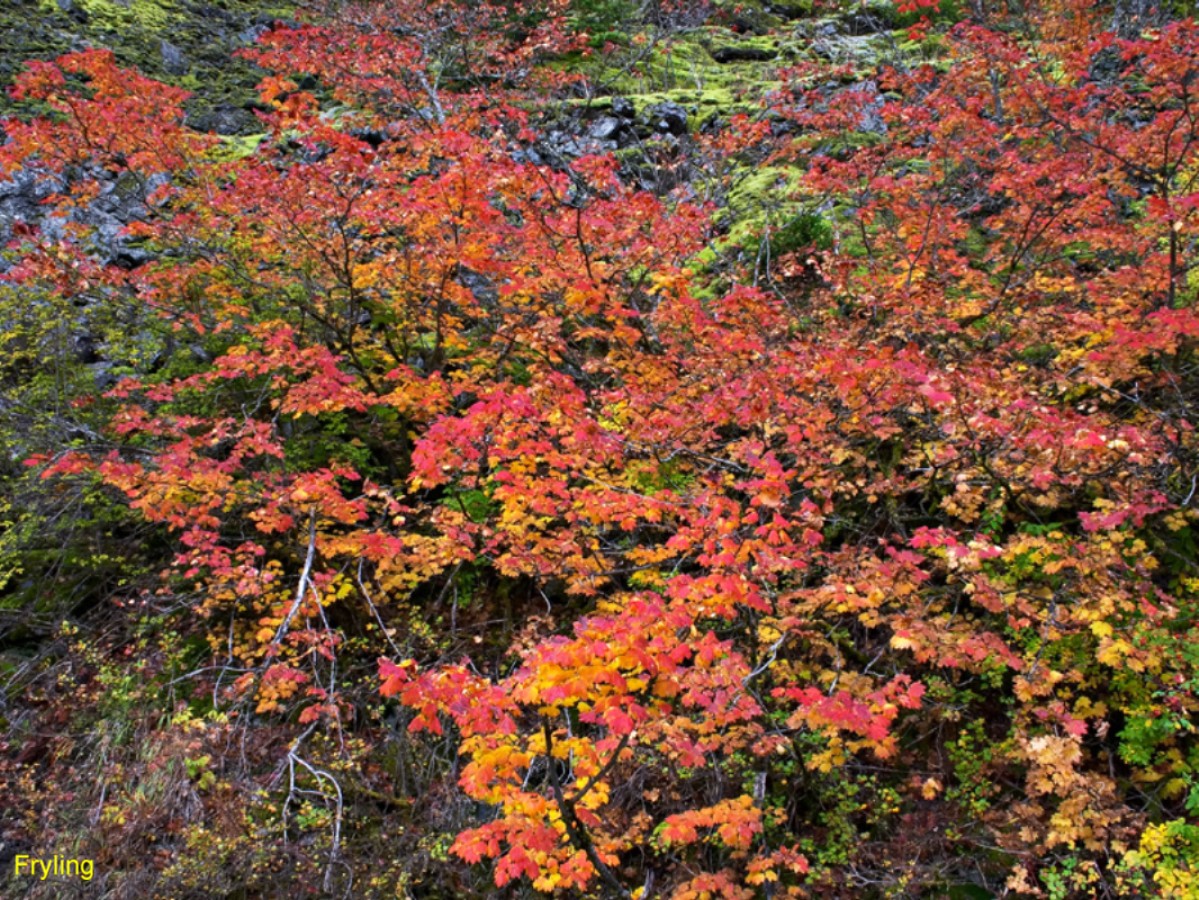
[3,0,1199,897]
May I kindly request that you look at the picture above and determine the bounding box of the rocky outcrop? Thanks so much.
[646,101,689,136]
[0,0,292,391]
[1,0,293,134]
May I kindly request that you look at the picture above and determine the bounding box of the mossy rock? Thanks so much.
[715,163,809,256]
[809,32,894,68]
[2,0,293,132]
[710,35,781,63]
[570,27,798,122]
[210,132,268,160]
[35,0,180,30]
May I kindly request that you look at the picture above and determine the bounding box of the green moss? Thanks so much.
[826,203,871,260]
[710,34,781,55]
[898,30,949,60]
[721,164,808,248]
[962,225,990,259]
[4,0,292,128]
[1016,343,1058,367]
[568,0,640,45]
[814,130,886,159]
[771,210,833,256]
[810,32,892,68]
[726,165,804,211]
[212,133,267,160]
[35,0,180,29]
[571,86,739,118]
[572,27,796,111]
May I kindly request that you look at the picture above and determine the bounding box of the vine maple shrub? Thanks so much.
[3,1,1199,897]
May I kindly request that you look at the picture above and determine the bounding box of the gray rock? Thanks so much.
[844,80,887,134]
[646,101,688,136]
[0,166,167,275]
[89,362,119,391]
[349,127,389,148]
[769,118,797,138]
[160,40,188,75]
[511,148,545,167]
[73,334,101,364]
[543,130,611,159]
[458,269,498,308]
[240,24,270,45]
[186,104,258,135]
[842,10,893,36]
[610,97,635,119]
[810,34,889,67]
[0,172,62,275]
[588,116,625,142]
[795,19,840,39]
[0,170,60,230]
[109,245,154,271]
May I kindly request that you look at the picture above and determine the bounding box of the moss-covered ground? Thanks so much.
[559,0,950,271]
[2,0,292,127]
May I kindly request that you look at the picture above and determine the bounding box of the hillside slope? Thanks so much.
[3,2,1199,899]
